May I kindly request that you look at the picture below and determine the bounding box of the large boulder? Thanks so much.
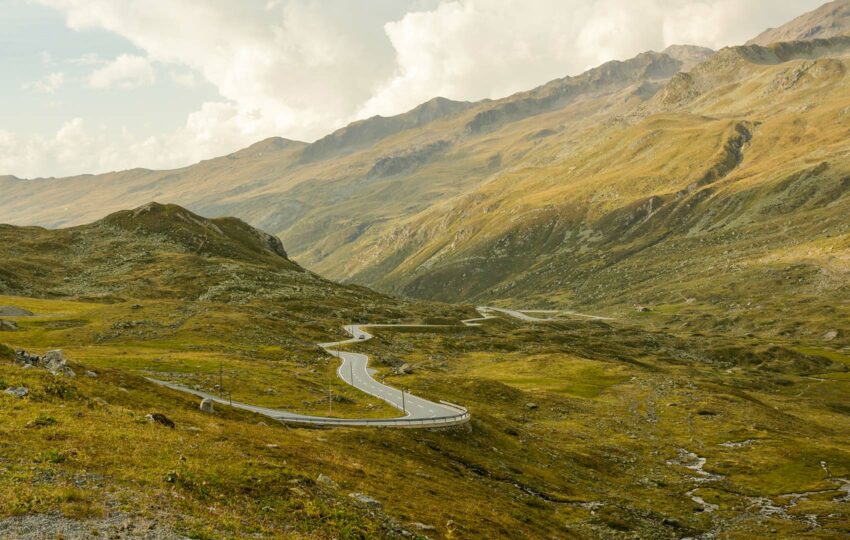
[200,398,215,413]
[42,350,76,377]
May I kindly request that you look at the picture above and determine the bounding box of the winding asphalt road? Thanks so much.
[318,325,465,422]
[149,306,607,427]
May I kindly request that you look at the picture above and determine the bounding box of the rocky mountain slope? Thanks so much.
[748,0,850,45]
[2,3,849,342]
[342,35,850,340]
[0,48,708,250]
[0,201,396,314]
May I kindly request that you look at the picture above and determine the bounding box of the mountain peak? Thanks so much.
[748,0,850,46]
[301,97,474,162]
[230,136,307,158]
[101,202,292,264]
[661,44,715,70]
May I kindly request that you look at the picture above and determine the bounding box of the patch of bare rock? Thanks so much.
[0,512,188,539]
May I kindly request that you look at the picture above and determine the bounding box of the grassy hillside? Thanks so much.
[3,294,850,538]
[0,49,702,272]
[333,37,850,344]
[1,205,848,537]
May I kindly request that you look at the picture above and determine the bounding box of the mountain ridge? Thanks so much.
[748,0,850,45]
[1,2,849,342]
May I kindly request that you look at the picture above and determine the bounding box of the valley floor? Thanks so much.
[2,294,850,538]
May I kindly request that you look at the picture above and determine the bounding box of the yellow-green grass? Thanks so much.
[446,352,631,399]
[0,295,398,419]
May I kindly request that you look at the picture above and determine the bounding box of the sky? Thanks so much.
[0,0,825,178]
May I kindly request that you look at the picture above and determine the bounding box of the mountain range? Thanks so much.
[2,1,850,340]
[4,3,850,538]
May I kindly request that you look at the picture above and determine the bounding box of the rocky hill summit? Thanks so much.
[0,203,382,305]
[101,202,292,266]
[748,0,850,45]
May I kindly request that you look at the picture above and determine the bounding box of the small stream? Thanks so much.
[666,449,725,513]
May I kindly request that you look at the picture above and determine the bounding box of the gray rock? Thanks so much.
[526,402,538,410]
[0,320,18,331]
[316,474,338,489]
[0,511,185,539]
[349,492,382,508]
[14,350,40,366]
[635,305,651,313]
[85,371,98,378]
[0,306,33,316]
[410,522,436,531]
[199,398,215,413]
[42,350,75,377]
[823,330,839,342]
[4,387,28,398]
[146,413,175,428]
[395,363,414,375]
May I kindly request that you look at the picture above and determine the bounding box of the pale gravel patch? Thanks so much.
[0,512,188,540]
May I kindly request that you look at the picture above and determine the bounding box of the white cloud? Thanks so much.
[89,54,155,89]
[3,0,826,178]
[68,52,105,66]
[23,72,65,94]
[170,70,198,88]
[0,111,253,178]
[357,0,824,117]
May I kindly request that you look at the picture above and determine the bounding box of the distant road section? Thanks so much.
[482,306,613,322]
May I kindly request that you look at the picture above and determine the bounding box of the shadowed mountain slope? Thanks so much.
[0,202,379,307]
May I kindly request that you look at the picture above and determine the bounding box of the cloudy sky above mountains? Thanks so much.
[0,0,823,178]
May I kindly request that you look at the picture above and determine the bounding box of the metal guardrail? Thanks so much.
[275,410,471,428]
[147,380,472,429]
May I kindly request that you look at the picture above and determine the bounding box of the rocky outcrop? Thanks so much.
[200,398,215,413]
[465,52,683,134]
[301,97,472,162]
[14,349,75,377]
[368,140,451,178]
